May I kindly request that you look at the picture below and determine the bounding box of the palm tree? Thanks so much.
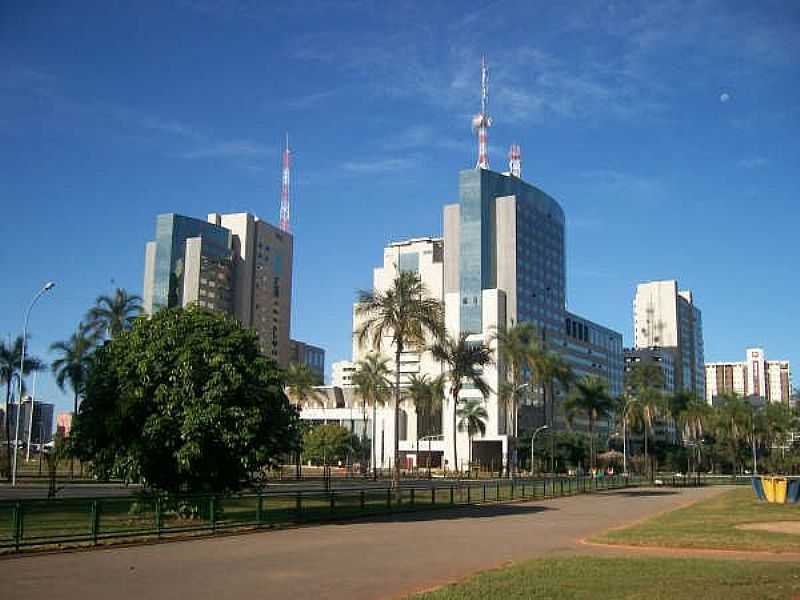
[457,398,488,468]
[86,288,142,339]
[489,322,540,477]
[351,353,392,476]
[712,393,752,474]
[625,363,665,478]
[563,376,615,471]
[285,363,324,407]
[403,374,445,471]
[355,271,444,487]
[529,347,573,473]
[678,398,711,473]
[50,323,98,477]
[0,336,45,480]
[430,333,493,474]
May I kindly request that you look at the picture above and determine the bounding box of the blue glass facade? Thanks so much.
[458,169,566,335]
[151,213,232,311]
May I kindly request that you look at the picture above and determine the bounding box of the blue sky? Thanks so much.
[1,1,798,414]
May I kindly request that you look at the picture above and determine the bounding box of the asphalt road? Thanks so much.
[0,486,723,600]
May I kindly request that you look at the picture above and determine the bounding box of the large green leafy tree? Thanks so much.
[430,332,493,474]
[564,376,615,470]
[355,271,444,486]
[70,306,301,493]
[86,288,142,339]
[302,423,359,466]
[0,336,45,479]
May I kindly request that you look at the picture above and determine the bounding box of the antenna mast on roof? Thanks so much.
[471,56,492,169]
[279,133,291,233]
[508,144,521,178]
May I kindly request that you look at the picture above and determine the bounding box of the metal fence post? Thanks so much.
[432,487,436,505]
[360,489,365,510]
[13,501,23,552]
[330,491,335,516]
[257,492,263,526]
[210,496,217,532]
[296,491,302,521]
[467,485,471,503]
[560,479,564,496]
[511,480,515,499]
[410,488,415,506]
[90,500,100,545]
[496,482,500,501]
[386,488,391,509]
[155,497,162,538]
[483,483,486,502]
[450,486,454,505]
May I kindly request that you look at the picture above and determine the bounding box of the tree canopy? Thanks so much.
[70,306,301,493]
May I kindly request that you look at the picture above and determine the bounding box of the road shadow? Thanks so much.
[334,502,554,526]
[610,490,679,497]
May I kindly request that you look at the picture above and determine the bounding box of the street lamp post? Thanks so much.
[510,382,530,478]
[12,281,55,487]
[530,425,549,475]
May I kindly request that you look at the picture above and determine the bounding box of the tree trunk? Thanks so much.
[393,345,402,491]
[5,380,11,482]
[644,428,649,480]
[362,401,368,476]
[71,390,78,479]
[452,387,459,475]
[372,400,377,480]
[589,417,595,471]
[547,380,555,474]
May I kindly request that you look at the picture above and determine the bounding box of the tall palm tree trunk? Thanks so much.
[644,428,649,480]
[451,389,459,475]
[362,401,368,476]
[547,381,555,474]
[71,390,78,478]
[4,381,12,482]
[372,400,377,480]
[589,417,595,471]
[393,346,402,489]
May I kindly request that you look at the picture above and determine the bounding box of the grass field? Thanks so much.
[411,556,800,599]
[592,487,800,553]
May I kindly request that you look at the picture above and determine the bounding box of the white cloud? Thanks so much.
[737,157,768,169]
[341,156,419,173]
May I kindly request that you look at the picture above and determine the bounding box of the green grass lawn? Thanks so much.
[412,556,800,600]
[593,487,800,553]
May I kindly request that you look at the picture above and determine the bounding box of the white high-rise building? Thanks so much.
[705,347,792,405]
[633,280,704,399]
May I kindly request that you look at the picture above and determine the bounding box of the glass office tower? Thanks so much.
[457,168,566,339]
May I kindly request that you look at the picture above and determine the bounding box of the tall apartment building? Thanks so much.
[331,360,357,387]
[705,347,792,405]
[623,347,676,393]
[633,280,705,399]
[6,398,55,445]
[142,212,294,366]
[289,339,325,383]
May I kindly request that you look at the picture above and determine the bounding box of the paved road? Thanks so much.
[0,487,722,600]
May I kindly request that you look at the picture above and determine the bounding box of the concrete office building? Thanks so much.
[290,339,325,383]
[623,347,677,393]
[143,212,295,367]
[314,169,623,471]
[332,360,357,387]
[705,348,792,405]
[633,280,705,399]
[7,398,55,446]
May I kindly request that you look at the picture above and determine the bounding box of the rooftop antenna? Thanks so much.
[508,144,521,178]
[279,133,291,233]
[471,56,492,169]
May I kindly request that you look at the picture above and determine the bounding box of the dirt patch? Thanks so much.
[736,522,800,535]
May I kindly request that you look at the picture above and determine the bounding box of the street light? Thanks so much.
[510,382,530,477]
[530,425,549,475]
[12,281,55,487]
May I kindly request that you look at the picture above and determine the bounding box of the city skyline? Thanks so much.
[2,2,798,414]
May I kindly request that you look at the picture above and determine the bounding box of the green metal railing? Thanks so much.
[0,475,643,553]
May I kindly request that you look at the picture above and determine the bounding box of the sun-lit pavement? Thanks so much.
[0,487,724,600]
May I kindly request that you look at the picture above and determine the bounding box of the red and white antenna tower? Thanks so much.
[508,144,521,178]
[279,133,291,233]
[471,56,492,169]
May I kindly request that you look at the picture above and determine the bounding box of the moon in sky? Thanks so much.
[720,92,731,103]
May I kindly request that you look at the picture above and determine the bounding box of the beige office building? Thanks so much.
[633,280,705,398]
[143,212,294,367]
[705,347,792,405]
